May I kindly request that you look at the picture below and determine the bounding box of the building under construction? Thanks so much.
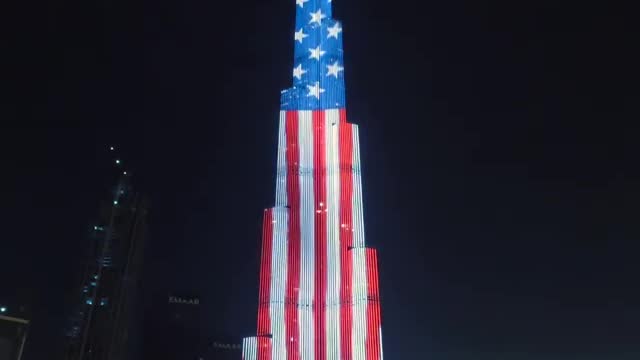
[65,170,147,360]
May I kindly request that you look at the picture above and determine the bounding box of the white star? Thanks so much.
[294,28,308,43]
[326,61,344,78]
[327,22,342,39]
[296,0,309,8]
[309,45,327,60]
[309,9,326,25]
[307,82,325,99]
[309,46,326,60]
[293,64,307,80]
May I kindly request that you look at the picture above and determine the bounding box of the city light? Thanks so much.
[0,307,6,313]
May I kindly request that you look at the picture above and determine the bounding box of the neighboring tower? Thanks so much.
[0,303,30,360]
[143,292,206,359]
[65,152,147,360]
[242,1,383,359]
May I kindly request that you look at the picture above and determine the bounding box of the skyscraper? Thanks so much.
[143,292,206,359]
[242,1,383,359]
[65,174,147,360]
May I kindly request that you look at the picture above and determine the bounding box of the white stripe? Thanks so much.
[352,124,365,248]
[325,109,341,359]
[351,124,368,360]
[271,207,289,359]
[379,326,384,360]
[276,111,288,207]
[298,110,315,360]
[351,248,368,360]
[242,337,257,360]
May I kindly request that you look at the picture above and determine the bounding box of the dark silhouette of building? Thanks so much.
[65,174,147,360]
[0,302,30,360]
[143,292,207,360]
[205,339,241,360]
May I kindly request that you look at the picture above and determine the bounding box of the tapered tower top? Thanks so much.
[281,0,346,110]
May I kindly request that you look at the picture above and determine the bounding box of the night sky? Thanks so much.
[2,0,639,359]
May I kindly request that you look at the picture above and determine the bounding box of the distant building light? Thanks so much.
[113,200,118,205]
[86,299,93,305]
[0,307,6,313]
[115,159,121,164]
[123,171,127,175]
[110,146,114,151]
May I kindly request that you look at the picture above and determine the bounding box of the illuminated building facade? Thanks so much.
[242,1,383,359]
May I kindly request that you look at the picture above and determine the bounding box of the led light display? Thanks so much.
[243,1,383,359]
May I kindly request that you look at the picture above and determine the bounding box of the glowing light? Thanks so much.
[115,159,121,165]
[243,2,383,359]
[0,307,6,313]
[110,146,114,151]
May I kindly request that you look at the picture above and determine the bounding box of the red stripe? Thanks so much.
[285,111,301,360]
[313,110,327,360]
[339,111,353,360]
[257,209,274,360]
[365,249,382,360]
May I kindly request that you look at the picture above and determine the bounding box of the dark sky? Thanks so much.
[2,0,639,359]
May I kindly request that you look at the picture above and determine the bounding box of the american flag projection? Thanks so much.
[242,1,383,359]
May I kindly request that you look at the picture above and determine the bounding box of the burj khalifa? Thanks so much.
[242,1,383,359]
